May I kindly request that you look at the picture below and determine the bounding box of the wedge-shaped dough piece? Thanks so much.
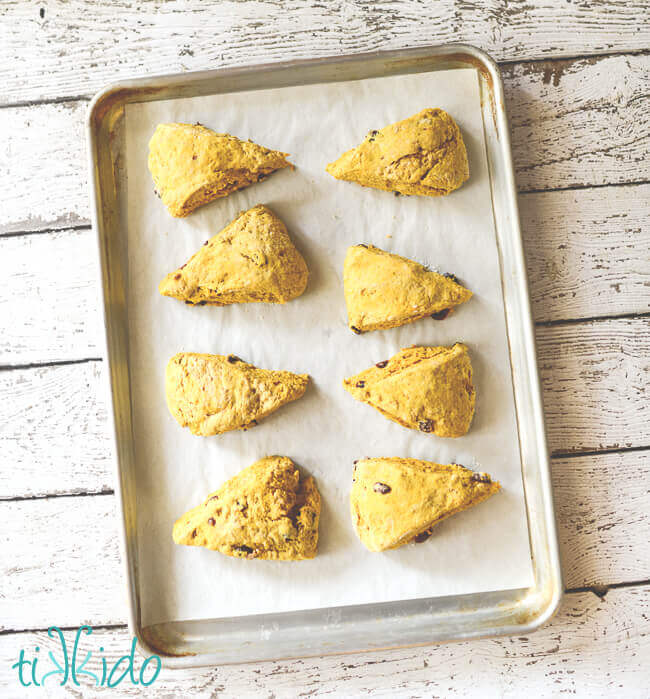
[326,108,469,197]
[159,205,308,306]
[344,244,472,332]
[149,123,291,217]
[166,352,309,436]
[173,456,320,560]
[351,457,500,551]
[343,343,475,437]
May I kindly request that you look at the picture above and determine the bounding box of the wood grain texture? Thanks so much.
[2,53,649,235]
[1,101,89,234]
[537,318,649,455]
[0,495,124,632]
[0,362,111,500]
[1,183,648,365]
[521,184,650,323]
[0,229,101,365]
[505,54,650,191]
[1,1,650,104]
[553,450,650,589]
[0,586,648,696]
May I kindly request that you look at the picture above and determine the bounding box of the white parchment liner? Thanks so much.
[124,68,534,626]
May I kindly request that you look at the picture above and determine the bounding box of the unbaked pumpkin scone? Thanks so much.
[326,108,469,197]
[350,457,499,551]
[173,456,320,560]
[148,123,291,217]
[344,244,472,333]
[166,352,309,436]
[159,205,308,306]
[343,343,475,438]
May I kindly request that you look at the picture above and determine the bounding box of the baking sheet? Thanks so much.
[124,68,534,627]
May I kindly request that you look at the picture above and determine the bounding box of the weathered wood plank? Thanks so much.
[0,319,647,499]
[1,184,648,365]
[2,1,649,104]
[0,229,101,365]
[1,101,89,234]
[552,450,650,589]
[537,318,649,455]
[0,586,647,696]
[2,54,649,235]
[0,495,124,632]
[505,54,650,191]
[0,362,111,500]
[521,184,650,323]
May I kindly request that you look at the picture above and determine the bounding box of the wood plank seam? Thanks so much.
[0,357,101,373]
[567,577,650,598]
[535,311,650,328]
[0,580,647,637]
[550,444,650,460]
[3,444,649,502]
[519,178,650,197]
[0,223,92,241]
[497,47,650,69]
[4,180,650,239]
[2,443,647,501]
[0,94,90,112]
[1,310,648,373]
[0,623,127,638]
[1,48,649,110]
[0,489,115,504]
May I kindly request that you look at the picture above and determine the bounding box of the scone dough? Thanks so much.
[350,457,500,551]
[344,244,472,332]
[343,344,476,438]
[148,123,291,217]
[326,108,469,197]
[166,352,309,436]
[159,205,309,306]
[173,456,320,560]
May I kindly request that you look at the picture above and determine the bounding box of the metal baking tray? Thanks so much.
[87,44,562,667]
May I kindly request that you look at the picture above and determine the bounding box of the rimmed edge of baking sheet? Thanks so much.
[86,43,562,667]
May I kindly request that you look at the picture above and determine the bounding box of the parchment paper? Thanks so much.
[124,68,534,626]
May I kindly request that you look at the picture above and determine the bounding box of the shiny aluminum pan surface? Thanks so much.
[86,44,562,667]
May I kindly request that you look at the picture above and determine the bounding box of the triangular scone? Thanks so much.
[344,244,472,332]
[350,457,500,551]
[173,456,320,560]
[166,352,309,436]
[326,109,469,197]
[159,205,309,306]
[149,123,291,217]
[343,344,475,437]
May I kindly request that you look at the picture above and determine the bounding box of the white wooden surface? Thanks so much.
[1,1,649,696]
